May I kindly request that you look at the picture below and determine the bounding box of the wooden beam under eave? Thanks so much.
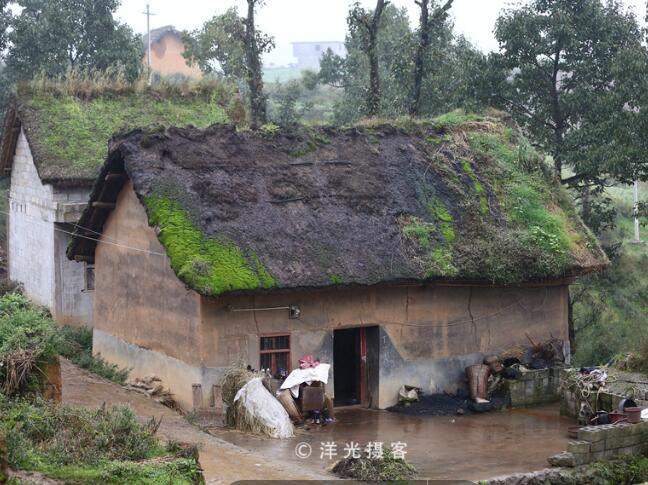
[105,173,127,182]
[92,201,116,209]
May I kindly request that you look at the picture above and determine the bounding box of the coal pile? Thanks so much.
[387,390,508,416]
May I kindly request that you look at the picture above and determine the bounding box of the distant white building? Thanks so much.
[291,41,346,70]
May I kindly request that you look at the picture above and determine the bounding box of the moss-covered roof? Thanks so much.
[68,114,608,296]
[0,87,228,185]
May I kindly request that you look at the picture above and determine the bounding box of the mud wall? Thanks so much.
[93,182,203,409]
[93,182,569,410]
[201,283,569,408]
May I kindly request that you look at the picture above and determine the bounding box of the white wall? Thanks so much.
[8,130,92,325]
[8,131,56,308]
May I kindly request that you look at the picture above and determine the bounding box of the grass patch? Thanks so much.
[56,326,129,384]
[432,110,485,129]
[400,216,436,250]
[333,449,416,481]
[0,395,201,484]
[468,131,572,274]
[25,93,227,177]
[145,196,276,296]
[0,293,59,394]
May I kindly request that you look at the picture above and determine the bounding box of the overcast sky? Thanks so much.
[117,0,647,67]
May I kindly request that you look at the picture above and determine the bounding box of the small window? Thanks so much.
[259,334,290,377]
[84,263,95,291]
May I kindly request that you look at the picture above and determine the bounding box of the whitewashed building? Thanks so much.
[0,102,94,325]
[0,87,230,326]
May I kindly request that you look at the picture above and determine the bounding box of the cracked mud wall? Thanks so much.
[202,284,568,408]
[93,181,569,410]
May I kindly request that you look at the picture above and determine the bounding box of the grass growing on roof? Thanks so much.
[145,196,276,295]
[467,130,572,270]
[22,89,228,179]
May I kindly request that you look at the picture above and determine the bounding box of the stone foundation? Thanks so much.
[505,367,561,407]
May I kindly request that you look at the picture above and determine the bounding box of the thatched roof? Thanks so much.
[0,87,229,186]
[68,114,608,296]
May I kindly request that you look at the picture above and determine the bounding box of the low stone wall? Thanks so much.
[563,421,648,465]
[505,367,561,408]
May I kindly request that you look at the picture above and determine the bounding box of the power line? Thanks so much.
[0,208,166,257]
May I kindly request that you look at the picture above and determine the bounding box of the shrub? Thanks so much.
[0,293,59,394]
[56,326,129,384]
[0,396,160,467]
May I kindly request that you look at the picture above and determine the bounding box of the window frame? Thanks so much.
[84,262,95,292]
[259,333,291,375]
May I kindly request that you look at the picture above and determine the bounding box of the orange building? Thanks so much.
[143,25,202,79]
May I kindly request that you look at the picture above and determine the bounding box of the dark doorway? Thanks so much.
[334,326,379,407]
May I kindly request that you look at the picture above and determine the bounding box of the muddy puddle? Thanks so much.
[211,404,573,481]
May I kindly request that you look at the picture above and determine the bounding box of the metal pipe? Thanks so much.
[228,306,291,312]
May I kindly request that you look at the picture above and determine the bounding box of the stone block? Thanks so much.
[573,452,591,466]
[547,451,576,468]
[589,439,606,452]
[591,449,617,462]
[578,427,606,443]
[605,434,639,450]
[567,440,591,454]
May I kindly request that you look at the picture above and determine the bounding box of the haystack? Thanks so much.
[221,367,294,438]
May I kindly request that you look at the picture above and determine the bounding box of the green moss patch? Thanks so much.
[145,196,276,296]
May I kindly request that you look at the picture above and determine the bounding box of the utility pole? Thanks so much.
[142,3,155,85]
[633,180,644,244]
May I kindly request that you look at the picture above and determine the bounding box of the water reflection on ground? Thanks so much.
[211,404,573,481]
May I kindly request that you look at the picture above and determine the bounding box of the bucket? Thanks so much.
[625,407,642,424]
[608,412,627,424]
[466,364,491,401]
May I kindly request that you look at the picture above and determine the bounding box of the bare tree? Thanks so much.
[410,0,453,116]
[245,0,272,127]
[350,0,390,117]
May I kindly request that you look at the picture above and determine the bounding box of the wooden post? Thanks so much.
[192,384,203,410]
[211,384,223,411]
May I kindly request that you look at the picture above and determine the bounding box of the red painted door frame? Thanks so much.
[359,327,368,406]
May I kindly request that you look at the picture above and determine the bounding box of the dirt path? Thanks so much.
[61,359,329,484]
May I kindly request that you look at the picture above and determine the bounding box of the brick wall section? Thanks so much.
[567,421,648,465]
[506,367,561,407]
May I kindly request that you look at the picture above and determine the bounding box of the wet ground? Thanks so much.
[214,404,573,481]
[61,359,573,482]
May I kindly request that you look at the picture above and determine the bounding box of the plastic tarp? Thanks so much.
[234,377,294,439]
[280,363,330,398]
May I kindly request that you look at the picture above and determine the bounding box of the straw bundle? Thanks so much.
[222,366,256,408]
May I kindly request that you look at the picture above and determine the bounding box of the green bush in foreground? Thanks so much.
[0,293,59,394]
[0,396,202,484]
